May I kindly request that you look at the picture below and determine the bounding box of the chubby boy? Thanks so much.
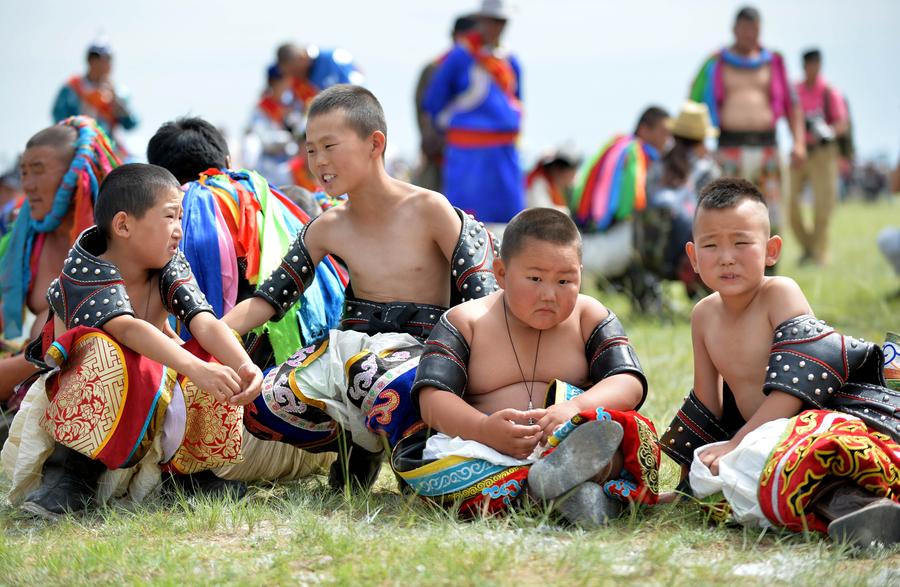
[392,208,661,525]
[3,163,263,518]
[659,178,900,546]
[223,85,497,489]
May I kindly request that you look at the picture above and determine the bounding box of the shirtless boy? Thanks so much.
[659,177,900,545]
[5,163,262,518]
[393,208,661,525]
[224,85,497,489]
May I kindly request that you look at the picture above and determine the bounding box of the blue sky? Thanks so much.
[1,0,898,170]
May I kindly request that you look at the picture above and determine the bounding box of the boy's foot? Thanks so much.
[163,470,247,501]
[527,419,624,501]
[556,482,622,528]
[827,498,900,549]
[21,444,105,520]
[328,445,383,491]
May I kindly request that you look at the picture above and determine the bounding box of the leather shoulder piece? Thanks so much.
[450,208,500,305]
[254,222,316,321]
[411,313,470,408]
[658,390,737,467]
[48,227,133,330]
[763,315,884,409]
[160,249,214,327]
[586,312,648,409]
[831,382,900,443]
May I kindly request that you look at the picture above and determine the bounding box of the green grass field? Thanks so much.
[1,198,898,586]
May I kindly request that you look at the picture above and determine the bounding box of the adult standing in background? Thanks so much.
[424,0,524,223]
[52,41,138,157]
[788,49,849,265]
[413,14,476,192]
[276,42,365,114]
[689,7,805,246]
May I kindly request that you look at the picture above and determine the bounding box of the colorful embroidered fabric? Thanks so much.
[689,48,792,129]
[245,331,422,454]
[180,168,347,362]
[758,410,900,534]
[40,326,242,472]
[570,135,658,231]
[0,116,120,338]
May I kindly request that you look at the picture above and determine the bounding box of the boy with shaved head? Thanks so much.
[660,178,900,547]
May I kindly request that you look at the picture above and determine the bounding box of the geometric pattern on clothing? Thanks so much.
[758,410,900,534]
[161,376,244,474]
[395,453,529,517]
[39,327,173,470]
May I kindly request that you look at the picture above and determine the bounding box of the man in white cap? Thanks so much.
[423,0,525,223]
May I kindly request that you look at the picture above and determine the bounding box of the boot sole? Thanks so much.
[827,499,900,548]
[556,482,622,528]
[20,500,63,522]
[527,419,624,501]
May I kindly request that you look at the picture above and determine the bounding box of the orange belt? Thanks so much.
[446,129,518,148]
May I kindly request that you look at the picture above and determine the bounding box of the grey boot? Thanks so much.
[21,443,105,520]
[556,482,623,528]
[527,419,623,501]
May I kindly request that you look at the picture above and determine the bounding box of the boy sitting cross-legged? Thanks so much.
[392,208,662,525]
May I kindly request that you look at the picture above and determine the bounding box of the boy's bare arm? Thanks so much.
[103,315,241,403]
[764,277,814,328]
[188,312,262,405]
[423,193,463,264]
[0,354,39,402]
[419,387,544,460]
[691,301,724,418]
[224,215,332,335]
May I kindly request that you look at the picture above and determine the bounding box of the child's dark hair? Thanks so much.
[147,117,230,184]
[634,106,669,134]
[696,177,767,218]
[94,163,180,237]
[501,208,582,262]
[308,84,387,141]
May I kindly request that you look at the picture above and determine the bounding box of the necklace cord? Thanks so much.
[502,294,542,415]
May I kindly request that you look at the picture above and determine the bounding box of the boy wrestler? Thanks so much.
[224,85,497,490]
[394,208,660,526]
[659,177,900,545]
[13,163,262,518]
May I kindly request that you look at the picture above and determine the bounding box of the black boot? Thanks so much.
[21,443,105,520]
[162,470,247,501]
[328,445,383,492]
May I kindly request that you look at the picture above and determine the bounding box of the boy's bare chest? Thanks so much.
[705,312,772,389]
[466,321,589,396]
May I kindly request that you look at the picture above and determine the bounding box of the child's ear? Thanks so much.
[765,234,783,267]
[685,241,699,273]
[371,131,386,158]
[493,257,506,289]
[110,211,130,238]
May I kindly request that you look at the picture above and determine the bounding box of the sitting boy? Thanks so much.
[659,177,900,545]
[391,208,661,525]
[223,85,497,489]
[2,163,263,518]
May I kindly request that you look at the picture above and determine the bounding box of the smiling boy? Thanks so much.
[223,85,498,490]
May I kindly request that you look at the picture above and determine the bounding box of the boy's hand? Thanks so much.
[229,363,264,406]
[698,439,739,476]
[536,402,581,445]
[187,361,241,404]
[478,408,545,459]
